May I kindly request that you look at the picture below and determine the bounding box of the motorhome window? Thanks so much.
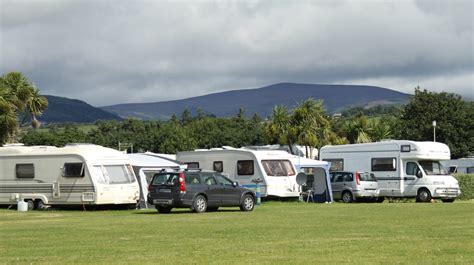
[213,161,223,172]
[323,159,343,172]
[16,164,34,178]
[63,163,84,177]
[186,162,199,169]
[237,160,254,175]
[406,162,418,176]
[419,161,447,175]
[372,158,396,171]
[92,166,107,184]
[467,167,474,174]
[152,173,178,185]
[104,165,135,184]
[261,160,295,176]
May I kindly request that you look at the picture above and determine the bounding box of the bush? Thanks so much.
[454,174,474,200]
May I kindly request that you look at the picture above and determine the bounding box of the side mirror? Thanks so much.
[416,170,423,178]
[232,182,238,187]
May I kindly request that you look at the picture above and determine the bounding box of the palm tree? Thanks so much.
[344,115,372,143]
[0,72,48,143]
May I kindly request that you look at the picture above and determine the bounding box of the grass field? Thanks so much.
[1,201,473,264]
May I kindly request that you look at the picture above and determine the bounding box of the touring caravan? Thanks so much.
[177,147,300,198]
[292,157,333,202]
[0,144,140,209]
[127,153,186,208]
[319,141,461,202]
[441,158,474,174]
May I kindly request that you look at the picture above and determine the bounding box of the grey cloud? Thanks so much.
[1,0,472,105]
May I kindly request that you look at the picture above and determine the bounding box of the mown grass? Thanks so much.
[0,201,473,264]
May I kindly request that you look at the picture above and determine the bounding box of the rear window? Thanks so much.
[261,160,295,176]
[359,172,377,181]
[152,173,178,185]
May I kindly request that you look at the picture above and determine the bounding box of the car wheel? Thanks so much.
[192,195,207,213]
[207,207,219,212]
[341,191,353,203]
[156,206,172,214]
[441,199,455,203]
[416,188,432,203]
[240,194,255,211]
[376,197,385,203]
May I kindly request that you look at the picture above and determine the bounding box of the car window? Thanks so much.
[343,173,353,182]
[360,172,377,181]
[185,173,201,184]
[203,174,217,186]
[333,172,344,182]
[152,173,178,185]
[215,174,233,186]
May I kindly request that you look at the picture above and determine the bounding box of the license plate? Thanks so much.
[159,189,171,193]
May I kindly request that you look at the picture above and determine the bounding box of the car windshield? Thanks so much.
[419,161,447,175]
[152,173,178,185]
[359,172,377,181]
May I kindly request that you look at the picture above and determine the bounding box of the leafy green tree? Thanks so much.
[398,88,473,158]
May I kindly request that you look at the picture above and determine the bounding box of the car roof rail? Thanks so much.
[185,168,202,172]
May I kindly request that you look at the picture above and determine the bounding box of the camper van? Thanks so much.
[320,141,461,202]
[176,147,300,198]
[0,144,140,209]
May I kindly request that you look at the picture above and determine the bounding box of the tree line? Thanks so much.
[1,72,473,158]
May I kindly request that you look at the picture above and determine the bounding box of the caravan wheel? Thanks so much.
[26,200,35,210]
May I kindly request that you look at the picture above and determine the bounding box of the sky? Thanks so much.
[0,0,473,106]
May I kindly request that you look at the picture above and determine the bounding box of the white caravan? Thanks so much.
[441,158,474,174]
[0,144,140,209]
[320,141,461,202]
[177,147,300,198]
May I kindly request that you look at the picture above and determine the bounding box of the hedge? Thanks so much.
[454,174,474,200]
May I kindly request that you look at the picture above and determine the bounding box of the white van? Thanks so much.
[0,144,140,209]
[177,147,300,198]
[320,140,461,202]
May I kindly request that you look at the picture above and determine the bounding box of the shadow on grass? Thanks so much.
[133,208,244,215]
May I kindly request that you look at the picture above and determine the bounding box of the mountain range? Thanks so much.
[101,83,410,120]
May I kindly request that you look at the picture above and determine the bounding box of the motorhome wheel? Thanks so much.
[416,188,432,203]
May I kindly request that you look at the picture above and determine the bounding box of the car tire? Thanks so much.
[416,188,432,203]
[192,195,207,213]
[156,206,172,214]
[240,194,255,211]
[376,197,385,203]
[441,199,455,203]
[341,191,354,203]
[207,207,219,212]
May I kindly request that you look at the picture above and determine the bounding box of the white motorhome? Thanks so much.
[177,147,300,198]
[320,141,461,202]
[0,144,140,209]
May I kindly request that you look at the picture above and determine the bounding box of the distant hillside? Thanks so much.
[40,95,122,123]
[102,83,410,120]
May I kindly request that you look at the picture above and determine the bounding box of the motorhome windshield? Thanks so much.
[419,161,447,175]
[261,160,295,176]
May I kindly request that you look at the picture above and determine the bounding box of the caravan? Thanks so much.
[0,144,140,209]
[177,147,300,198]
[320,141,461,202]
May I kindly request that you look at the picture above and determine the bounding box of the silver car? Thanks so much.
[330,171,380,203]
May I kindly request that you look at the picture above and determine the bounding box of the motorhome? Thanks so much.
[0,144,140,209]
[319,141,461,202]
[177,147,301,198]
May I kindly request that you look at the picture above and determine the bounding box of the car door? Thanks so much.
[201,173,221,206]
[331,172,344,199]
[215,174,241,206]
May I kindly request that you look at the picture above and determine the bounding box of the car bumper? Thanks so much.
[354,189,379,198]
[433,188,460,198]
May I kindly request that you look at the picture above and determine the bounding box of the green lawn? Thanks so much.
[1,201,473,264]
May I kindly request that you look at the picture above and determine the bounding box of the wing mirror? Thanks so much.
[416,170,423,178]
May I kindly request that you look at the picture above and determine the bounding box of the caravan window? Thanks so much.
[372,158,396,171]
[104,165,136,184]
[63,163,84,177]
[92,166,107,184]
[261,160,295,176]
[323,159,344,172]
[237,160,254,175]
[186,162,200,169]
[213,161,223,172]
[16,164,35,178]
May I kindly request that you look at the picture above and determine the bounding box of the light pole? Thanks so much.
[432,120,436,142]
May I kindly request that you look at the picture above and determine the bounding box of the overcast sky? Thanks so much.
[1,0,473,106]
